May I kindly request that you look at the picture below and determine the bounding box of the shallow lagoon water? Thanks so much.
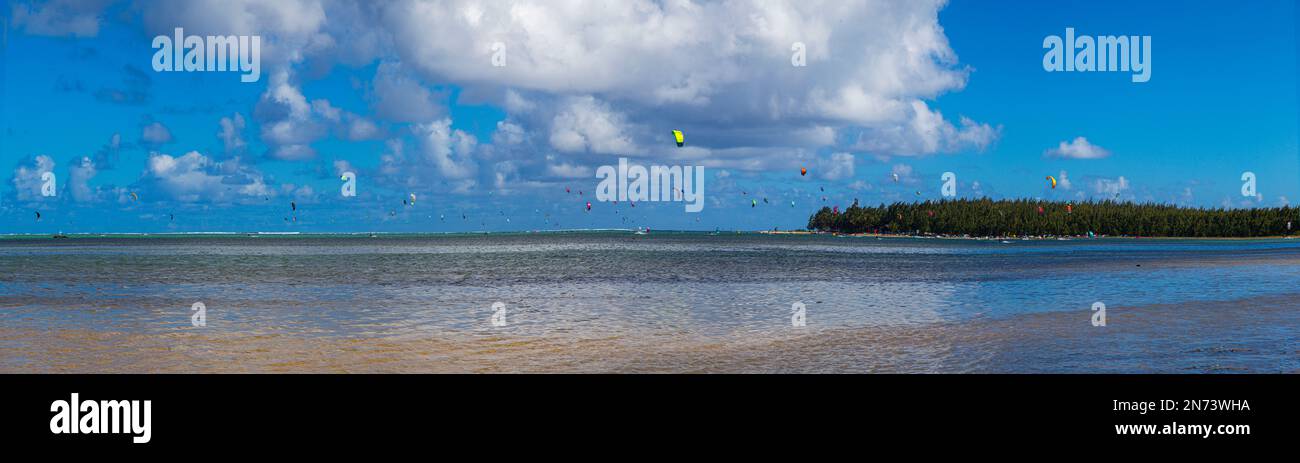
[1,232,1297,373]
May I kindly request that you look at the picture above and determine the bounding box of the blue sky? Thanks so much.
[2,0,1297,233]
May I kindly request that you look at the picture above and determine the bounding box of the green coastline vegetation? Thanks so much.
[806,198,1300,238]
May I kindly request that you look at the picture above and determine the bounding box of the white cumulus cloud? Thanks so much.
[1045,137,1110,159]
[142,151,271,202]
[10,155,56,202]
[1092,176,1130,198]
[141,121,174,145]
[415,118,479,180]
[218,113,248,154]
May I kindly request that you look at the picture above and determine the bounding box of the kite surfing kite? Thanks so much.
[671,130,685,147]
[1047,176,1057,189]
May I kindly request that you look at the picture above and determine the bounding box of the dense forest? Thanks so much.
[806,198,1299,238]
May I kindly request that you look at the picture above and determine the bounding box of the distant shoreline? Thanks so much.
[1,229,1297,241]
[807,199,1300,239]
[760,230,1298,241]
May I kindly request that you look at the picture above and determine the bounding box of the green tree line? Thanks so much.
[806,198,1300,237]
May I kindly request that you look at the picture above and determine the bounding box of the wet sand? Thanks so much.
[5,294,1294,373]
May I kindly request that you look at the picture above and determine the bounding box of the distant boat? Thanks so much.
[52,233,69,239]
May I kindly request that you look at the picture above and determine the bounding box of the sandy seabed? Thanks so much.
[4,295,1296,374]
